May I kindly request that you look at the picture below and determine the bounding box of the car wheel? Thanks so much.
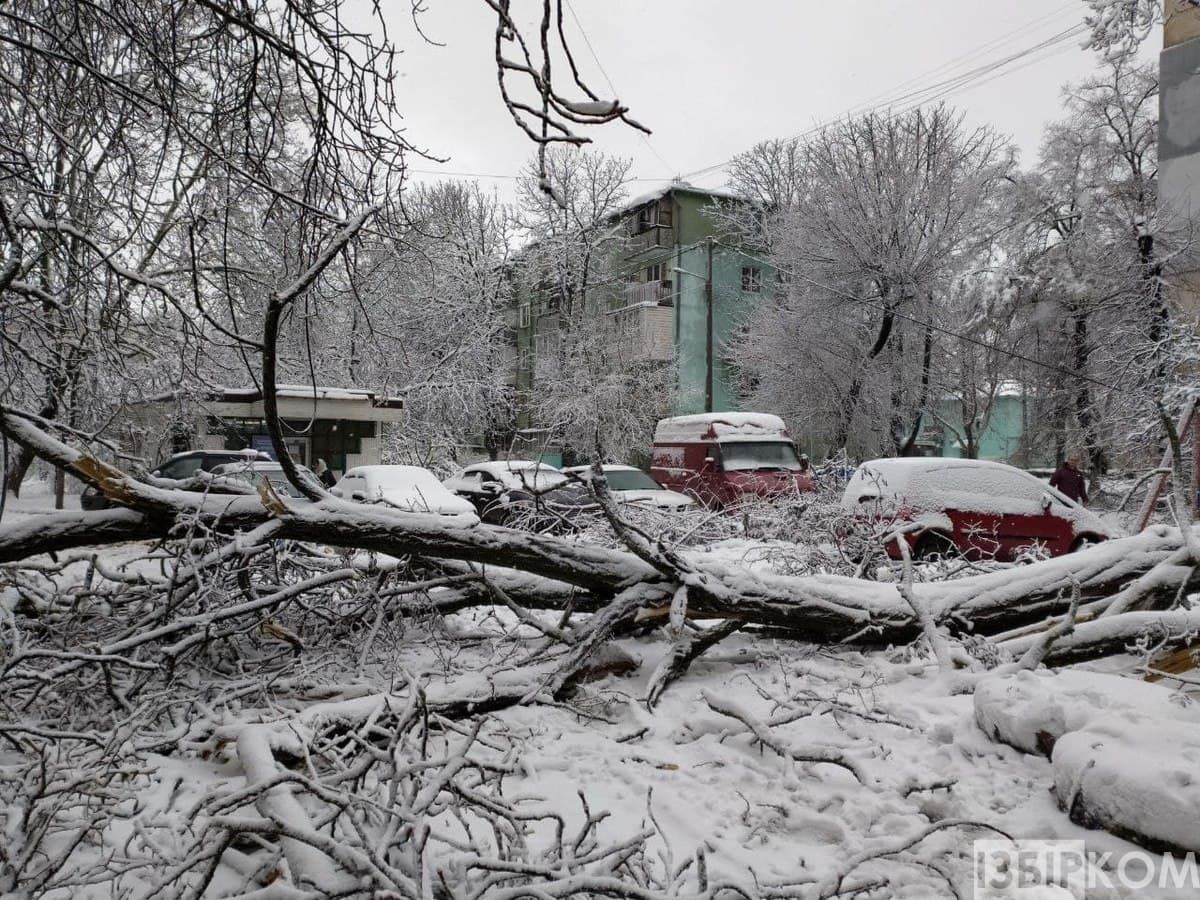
[481,499,509,526]
[913,532,957,561]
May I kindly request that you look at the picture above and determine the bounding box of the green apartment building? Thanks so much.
[509,182,772,459]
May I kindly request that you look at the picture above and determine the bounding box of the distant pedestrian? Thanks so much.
[315,458,337,489]
[1050,453,1088,505]
[798,453,812,474]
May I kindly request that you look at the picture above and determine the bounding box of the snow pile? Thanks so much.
[974,669,1200,756]
[1054,717,1200,853]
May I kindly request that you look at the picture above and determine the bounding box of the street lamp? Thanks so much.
[670,237,715,412]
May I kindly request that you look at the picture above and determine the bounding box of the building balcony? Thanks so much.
[608,302,674,362]
[623,280,674,307]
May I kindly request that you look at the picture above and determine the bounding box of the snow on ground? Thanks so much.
[8,485,1200,897]
[1,478,81,518]
[473,637,1198,898]
[91,617,1197,898]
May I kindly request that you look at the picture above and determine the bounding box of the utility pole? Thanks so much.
[705,236,714,413]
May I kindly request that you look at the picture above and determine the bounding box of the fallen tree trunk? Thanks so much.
[6,494,1197,649]
[1000,608,1200,666]
[2,406,1197,649]
[0,507,161,561]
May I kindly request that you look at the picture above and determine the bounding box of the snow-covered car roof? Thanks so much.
[339,465,477,518]
[561,464,639,474]
[653,413,790,443]
[559,465,695,509]
[162,448,270,465]
[843,458,1046,503]
[209,460,312,499]
[345,465,443,487]
[464,460,562,476]
[454,460,566,490]
[208,460,297,475]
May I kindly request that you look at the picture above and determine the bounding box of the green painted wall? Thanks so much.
[936,394,1027,461]
[672,241,769,414]
[509,185,769,429]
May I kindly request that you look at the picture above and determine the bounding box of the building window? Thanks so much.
[646,262,663,282]
[518,303,531,328]
[636,203,658,233]
[518,348,532,371]
[741,267,762,293]
[534,331,559,358]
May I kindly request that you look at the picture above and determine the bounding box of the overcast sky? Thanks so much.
[385,1,1156,200]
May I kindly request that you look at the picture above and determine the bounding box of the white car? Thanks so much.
[561,464,696,510]
[332,465,479,521]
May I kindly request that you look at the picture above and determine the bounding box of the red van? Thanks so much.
[649,413,816,508]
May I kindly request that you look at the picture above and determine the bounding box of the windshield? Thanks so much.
[219,466,308,499]
[720,441,801,472]
[605,470,662,491]
[263,473,307,499]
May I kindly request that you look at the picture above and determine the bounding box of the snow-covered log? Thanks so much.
[4,502,1198,650]
[1055,719,1200,854]
[0,507,160,563]
[1000,608,1200,666]
[974,669,1200,756]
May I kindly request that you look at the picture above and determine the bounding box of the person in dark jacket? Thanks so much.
[1049,454,1088,504]
[314,458,337,489]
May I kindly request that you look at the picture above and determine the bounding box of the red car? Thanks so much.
[650,413,816,509]
[842,458,1114,561]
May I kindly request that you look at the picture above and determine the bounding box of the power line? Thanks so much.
[886,25,1088,116]
[682,16,1088,182]
[880,4,1078,97]
[406,167,675,183]
[562,0,677,177]
[794,18,1084,140]
[407,8,1087,194]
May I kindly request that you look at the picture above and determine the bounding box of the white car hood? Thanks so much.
[615,489,695,509]
[379,489,478,518]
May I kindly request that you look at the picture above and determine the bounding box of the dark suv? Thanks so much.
[80,449,272,510]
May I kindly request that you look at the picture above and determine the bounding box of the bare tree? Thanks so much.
[1010,55,1171,474]
[288,181,519,469]
[730,105,1015,458]
[514,148,674,462]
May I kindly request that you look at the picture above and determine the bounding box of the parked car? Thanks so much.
[560,464,696,511]
[841,458,1114,561]
[649,413,816,509]
[331,465,478,521]
[208,460,314,501]
[443,460,570,526]
[80,449,272,510]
